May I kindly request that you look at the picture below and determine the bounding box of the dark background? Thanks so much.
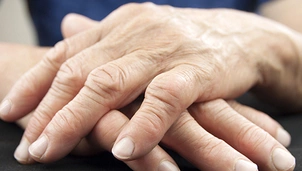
[0,95,301,170]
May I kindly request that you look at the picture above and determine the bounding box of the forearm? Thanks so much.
[251,20,302,113]
[0,43,48,128]
[0,43,48,100]
[247,0,302,112]
[259,0,302,33]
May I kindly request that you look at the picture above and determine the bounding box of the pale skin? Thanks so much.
[1,1,302,171]
[1,23,275,171]
[0,35,291,171]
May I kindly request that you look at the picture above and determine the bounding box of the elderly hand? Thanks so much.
[1,3,301,171]
[0,15,180,171]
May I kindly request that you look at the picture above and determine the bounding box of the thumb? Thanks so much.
[61,13,99,38]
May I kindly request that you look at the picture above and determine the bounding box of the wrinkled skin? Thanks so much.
[1,3,301,171]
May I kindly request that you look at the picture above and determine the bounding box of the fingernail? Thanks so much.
[272,148,295,171]
[235,160,258,171]
[276,128,291,147]
[29,136,48,159]
[112,137,134,159]
[158,161,180,171]
[14,138,33,164]
[0,99,12,117]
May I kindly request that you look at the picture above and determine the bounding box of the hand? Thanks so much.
[0,43,48,100]
[82,98,294,171]
[0,15,179,170]
[0,43,49,127]
[2,39,285,171]
[1,3,300,170]
[0,51,294,171]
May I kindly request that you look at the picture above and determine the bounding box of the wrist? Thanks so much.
[252,25,302,112]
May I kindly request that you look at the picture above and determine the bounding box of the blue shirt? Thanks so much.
[27,0,269,46]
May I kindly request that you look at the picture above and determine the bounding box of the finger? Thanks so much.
[0,25,105,122]
[88,110,179,171]
[24,52,160,163]
[189,99,296,171]
[228,100,291,147]
[0,44,48,100]
[162,111,258,171]
[61,13,99,38]
[112,65,202,160]
[13,43,114,163]
[0,3,141,121]
[16,113,32,129]
[17,13,176,163]
[12,23,111,165]
[30,108,180,171]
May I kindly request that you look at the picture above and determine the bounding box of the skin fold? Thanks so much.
[1,2,302,171]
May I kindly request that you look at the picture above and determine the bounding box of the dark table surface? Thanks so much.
[0,95,301,171]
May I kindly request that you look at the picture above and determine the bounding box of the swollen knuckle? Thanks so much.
[56,59,85,88]
[141,2,156,7]
[148,78,183,105]
[121,2,154,11]
[43,40,70,71]
[85,64,126,104]
[146,90,179,118]
[133,113,164,140]
[145,76,190,117]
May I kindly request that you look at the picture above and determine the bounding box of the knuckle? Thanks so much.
[24,106,53,141]
[202,137,226,157]
[16,71,42,98]
[146,73,194,112]
[145,88,180,120]
[236,123,271,154]
[55,58,86,92]
[148,77,180,101]
[121,2,154,11]
[189,133,227,160]
[49,107,85,140]
[85,63,127,106]
[139,2,157,11]
[132,113,165,142]
[43,40,71,71]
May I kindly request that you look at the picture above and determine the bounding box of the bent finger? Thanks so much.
[24,52,161,163]
[88,110,179,171]
[228,100,291,147]
[61,13,99,38]
[162,111,258,171]
[0,25,104,122]
[189,99,295,171]
[12,21,108,165]
[112,65,202,160]
[0,3,140,121]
